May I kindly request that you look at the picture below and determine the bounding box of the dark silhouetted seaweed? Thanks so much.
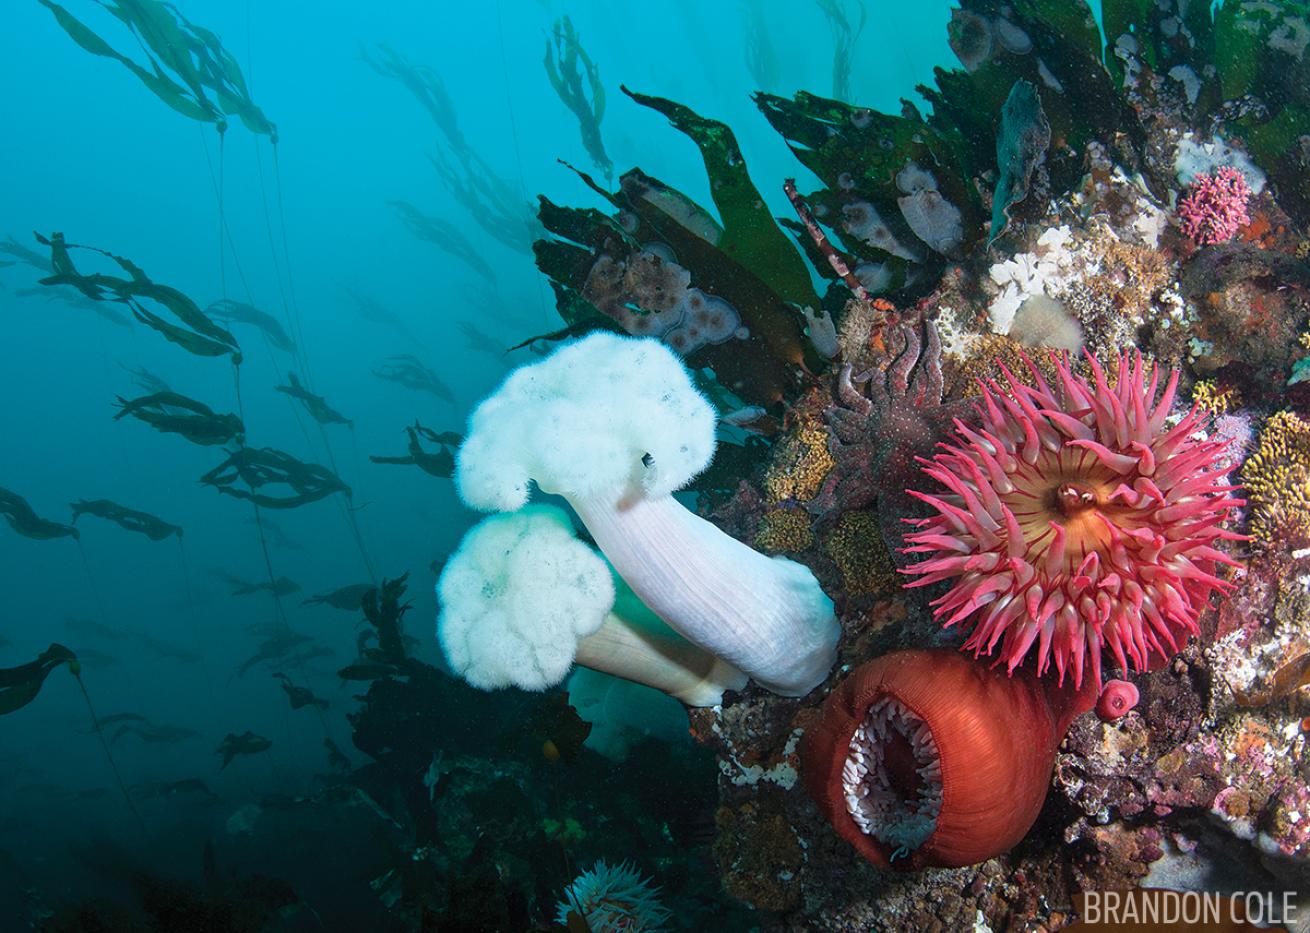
[336,574,412,682]
[199,447,351,509]
[369,422,460,478]
[37,0,275,138]
[274,372,352,428]
[235,632,316,679]
[362,573,410,667]
[215,731,272,769]
[386,200,497,280]
[16,284,133,326]
[302,583,374,611]
[272,672,328,711]
[0,644,77,716]
[545,16,611,181]
[207,299,295,353]
[372,354,454,402]
[0,488,79,541]
[114,390,244,446]
[338,282,425,347]
[111,722,200,745]
[70,498,182,540]
[816,0,867,103]
[36,232,241,362]
[324,738,351,773]
[2,235,131,325]
[458,320,506,359]
[119,362,171,394]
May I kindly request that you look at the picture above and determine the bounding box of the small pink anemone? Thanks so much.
[901,352,1244,688]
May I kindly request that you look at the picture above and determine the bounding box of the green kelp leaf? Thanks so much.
[1102,0,1217,106]
[38,0,273,135]
[991,80,1051,242]
[36,0,218,124]
[0,644,77,716]
[755,90,980,279]
[546,17,611,179]
[615,168,809,393]
[1011,0,1102,61]
[1213,0,1310,228]
[1213,0,1270,101]
[929,0,1145,194]
[536,194,622,254]
[623,87,820,311]
[131,305,234,357]
[534,168,810,403]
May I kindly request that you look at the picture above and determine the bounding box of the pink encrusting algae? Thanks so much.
[1177,167,1252,246]
[901,352,1245,688]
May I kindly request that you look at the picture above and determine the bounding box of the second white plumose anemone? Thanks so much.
[437,505,746,706]
[454,333,839,697]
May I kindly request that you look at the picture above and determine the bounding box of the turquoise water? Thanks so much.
[2,0,1298,929]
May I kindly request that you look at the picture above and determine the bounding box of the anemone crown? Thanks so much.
[902,352,1243,687]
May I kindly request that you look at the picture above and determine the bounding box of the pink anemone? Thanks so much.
[901,352,1244,687]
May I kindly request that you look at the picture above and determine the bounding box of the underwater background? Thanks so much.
[3,0,1309,929]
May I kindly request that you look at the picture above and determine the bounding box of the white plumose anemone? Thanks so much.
[455,333,839,697]
[437,505,746,706]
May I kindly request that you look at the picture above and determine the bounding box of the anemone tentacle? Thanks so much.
[901,351,1244,687]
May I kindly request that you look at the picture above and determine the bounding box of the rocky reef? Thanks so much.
[590,0,1310,927]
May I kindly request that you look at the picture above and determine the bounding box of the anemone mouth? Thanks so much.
[902,353,1243,687]
[841,693,943,857]
[1005,444,1148,573]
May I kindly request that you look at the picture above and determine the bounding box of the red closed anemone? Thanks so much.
[901,352,1244,688]
[1096,679,1140,721]
[802,649,1095,869]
